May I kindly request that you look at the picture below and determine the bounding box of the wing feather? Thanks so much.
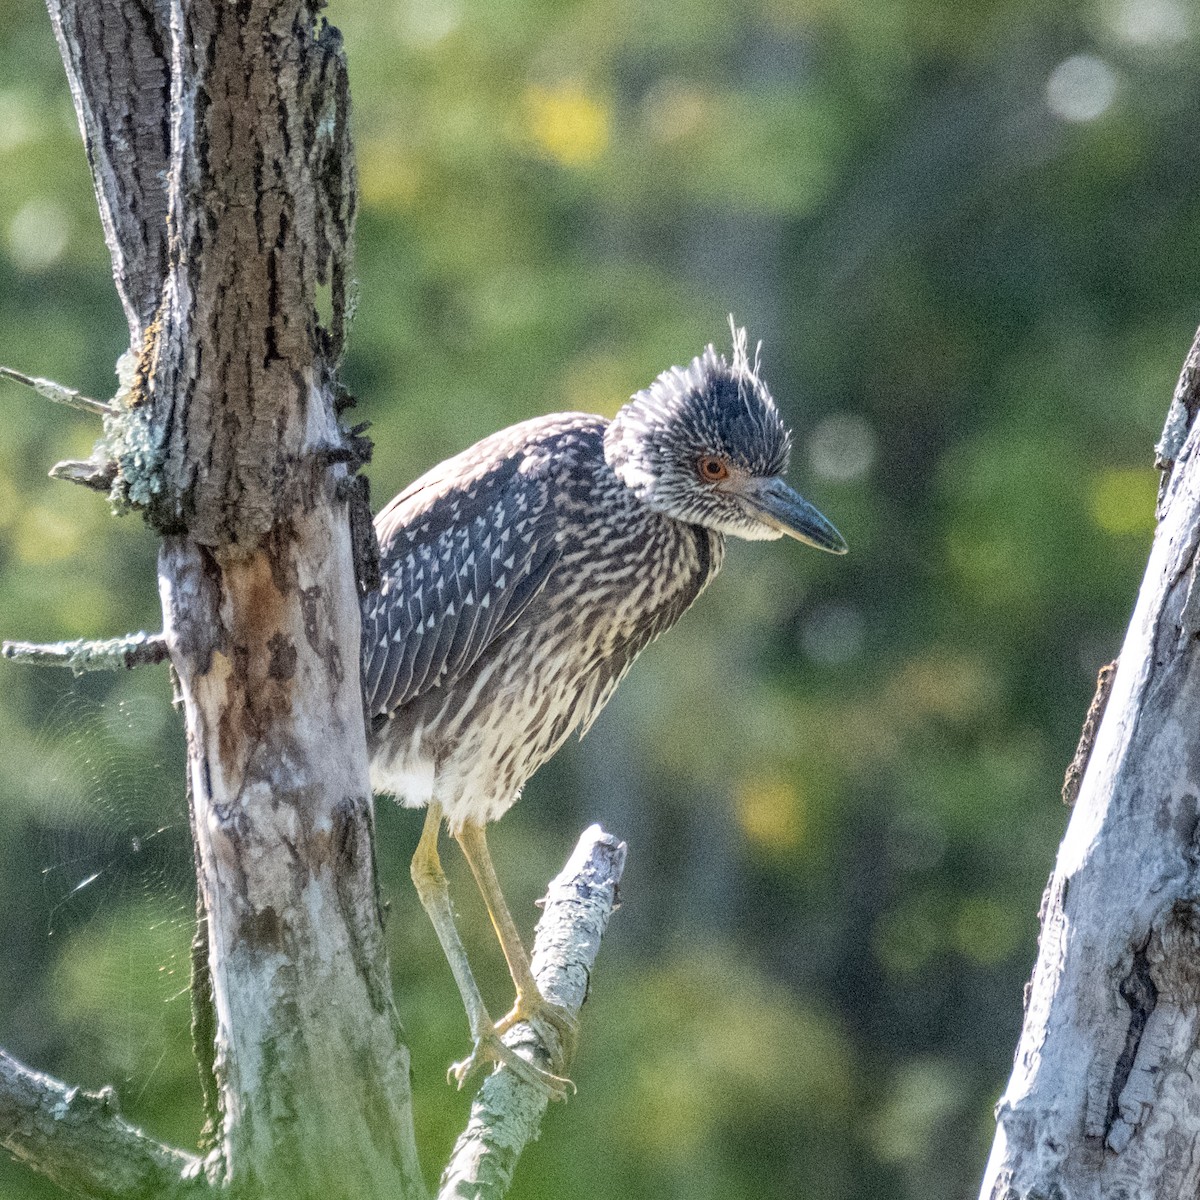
[362,427,571,719]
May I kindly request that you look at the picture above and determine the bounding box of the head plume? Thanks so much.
[604,325,792,534]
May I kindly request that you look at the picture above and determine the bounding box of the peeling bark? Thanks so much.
[39,0,424,1194]
[160,519,423,1197]
[981,326,1200,1198]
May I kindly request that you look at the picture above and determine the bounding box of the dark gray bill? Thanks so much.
[743,476,848,554]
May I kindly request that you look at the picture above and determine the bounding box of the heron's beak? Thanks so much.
[742,477,848,554]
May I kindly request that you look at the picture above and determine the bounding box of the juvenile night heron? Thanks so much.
[363,327,846,1096]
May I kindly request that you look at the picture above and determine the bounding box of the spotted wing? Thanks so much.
[362,435,563,719]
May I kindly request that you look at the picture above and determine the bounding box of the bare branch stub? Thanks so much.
[49,458,120,492]
[1155,324,1200,516]
[438,826,628,1200]
[1,632,169,673]
[0,1048,217,1200]
[0,366,114,416]
[1062,658,1118,806]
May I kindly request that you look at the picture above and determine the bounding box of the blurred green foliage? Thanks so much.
[0,0,1195,1195]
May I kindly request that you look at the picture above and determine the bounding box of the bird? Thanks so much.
[362,326,846,1097]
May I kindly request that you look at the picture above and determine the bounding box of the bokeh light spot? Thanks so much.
[524,83,610,167]
[641,78,708,145]
[953,896,1021,965]
[1088,467,1156,535]
[7,199,70,271]
[13,505,81,563]
[871,1060,967,1167]
[1046,54,1118,122]
[874,902,942,975]
[1107,0,1190,46]
[394,0,461,47]
[358,141,421,210]
[893,654,994,721]
[0,91,35,154]
[807,412,878,483]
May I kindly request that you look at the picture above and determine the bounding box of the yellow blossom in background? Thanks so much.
[1088,466,1156,536]
[523,83,610,167]
[736,773,804,852]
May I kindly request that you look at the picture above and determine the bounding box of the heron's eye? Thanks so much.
[697,455,730,483]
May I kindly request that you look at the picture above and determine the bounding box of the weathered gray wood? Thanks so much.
[0,1048,217,1199]
[39,0,423,1195]
[981,326,1200,1198]
[6,3,627,1197]
[2,631,168,672]
[438,827,627,1200]
[46,0,172,349]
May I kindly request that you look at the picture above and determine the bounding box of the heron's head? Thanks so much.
[604,327,847,553]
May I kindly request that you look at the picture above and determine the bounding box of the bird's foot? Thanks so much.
[494,990,579,1066]
[449,1026,575,1101]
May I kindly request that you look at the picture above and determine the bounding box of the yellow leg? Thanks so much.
[411,804,570,1098]
[454,821,579,1070]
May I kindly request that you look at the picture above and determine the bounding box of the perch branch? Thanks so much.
[2,632,169,673]
[0,366,114,417]
[0,1047,217,1199]
[438,825,627,1200]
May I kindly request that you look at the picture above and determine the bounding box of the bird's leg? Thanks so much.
[453,820,580,1070]
[410,804,570,1099]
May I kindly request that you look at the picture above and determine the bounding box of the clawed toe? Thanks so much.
[495,994,579,1064]
[450,1030,575,1101]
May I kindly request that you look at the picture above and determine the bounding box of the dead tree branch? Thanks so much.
[0,1049,217,1200]
[0,366,113,417]
[2,632,168,673]
[438,827,627,1200]
[2,3,628,1198]
[980,324,1200,1197]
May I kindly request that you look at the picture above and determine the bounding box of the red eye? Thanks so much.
[697,455,730,482]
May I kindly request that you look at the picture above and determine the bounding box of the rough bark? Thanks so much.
[38,0,425,1195]
[46,0,172,349]
[3,2,628,1197]
[133,0,356,541]
[980,326,1200,1198]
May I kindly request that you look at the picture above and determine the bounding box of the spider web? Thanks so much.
[28,684,197,1116]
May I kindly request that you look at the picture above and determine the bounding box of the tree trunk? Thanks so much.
[1,3,628,1196]
[980,328,1200,1198]
[47,0,426,1194]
